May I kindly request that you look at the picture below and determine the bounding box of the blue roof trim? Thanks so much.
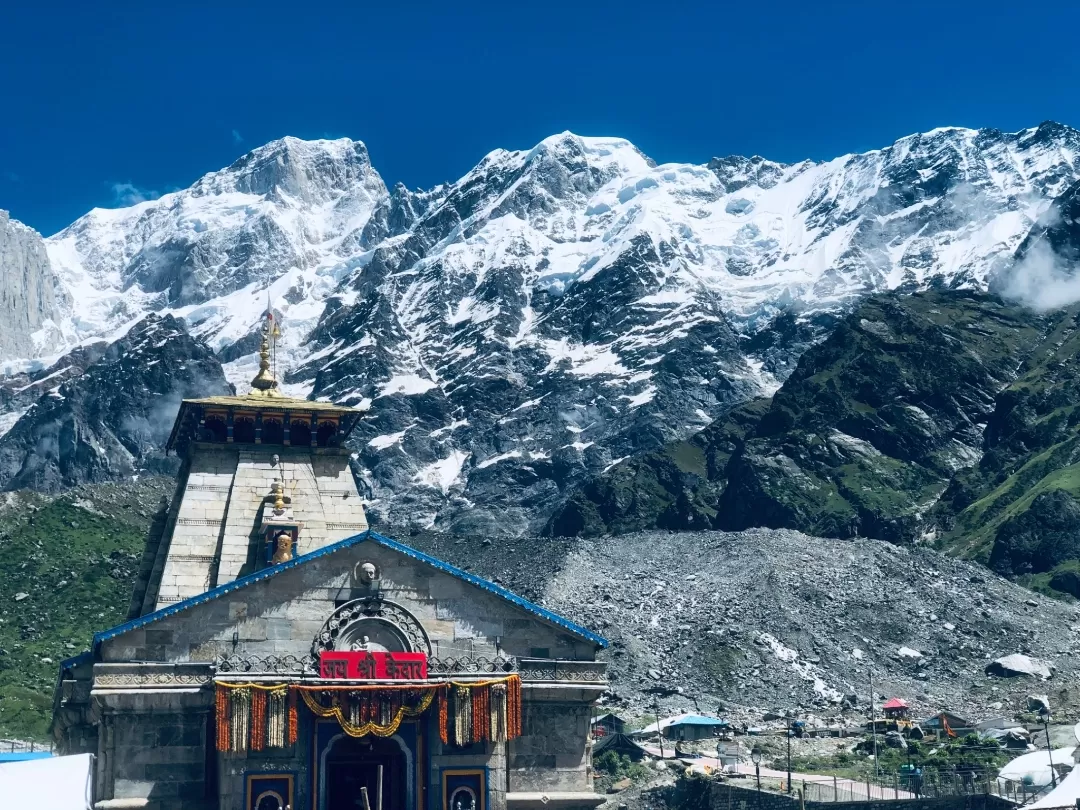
[93,529,608,652]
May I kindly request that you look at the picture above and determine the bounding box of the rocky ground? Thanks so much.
[5,478,1080,741]
[401,527,1080,727]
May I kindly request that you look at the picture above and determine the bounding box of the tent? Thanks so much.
[593,732,650,762]
[1027,763,1080,809]
[998,747,1076,789]
[0,752,93,809]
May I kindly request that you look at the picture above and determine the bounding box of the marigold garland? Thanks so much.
[438,685,449,745]
[250,688,267,751]
[268,688,287,748]
[215,685,230,752]
[287,687,298,745]
[300,688,434,738]
[213,675,523,748]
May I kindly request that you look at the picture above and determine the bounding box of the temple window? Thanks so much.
[233,416,256,444]
[262,418,284,445]
[316,421,338,447]
[200,416,227,443]
[290,420,312,446]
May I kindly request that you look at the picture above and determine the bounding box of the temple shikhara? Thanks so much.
[51,312,608,810]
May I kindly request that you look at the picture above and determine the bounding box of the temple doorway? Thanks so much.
[324,734,408,810]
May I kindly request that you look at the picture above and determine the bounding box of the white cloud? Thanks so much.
[109,182,161,206]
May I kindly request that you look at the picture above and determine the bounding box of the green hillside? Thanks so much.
[0,479,168,741]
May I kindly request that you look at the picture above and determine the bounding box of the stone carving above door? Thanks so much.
[312,598,431,657]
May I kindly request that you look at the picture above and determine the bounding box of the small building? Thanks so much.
[882,698,910,720]
[977,716,1017,732]
[590,712,627,738]
[923,711,973,736]
[630,714,728,741]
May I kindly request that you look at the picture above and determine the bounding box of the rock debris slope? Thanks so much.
[1,124,1079,534]
[404,527,1080,723]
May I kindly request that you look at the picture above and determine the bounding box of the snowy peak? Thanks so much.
[6,123,1080,535]
[198,136,384,206]
[43,137,388,357]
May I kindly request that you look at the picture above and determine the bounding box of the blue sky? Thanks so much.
[3,0,1079,236]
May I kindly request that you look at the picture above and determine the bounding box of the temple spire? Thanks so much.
[249,308,280,396]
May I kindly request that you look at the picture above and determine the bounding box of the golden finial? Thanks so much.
[272,480,286,513]
[250,309,279,395]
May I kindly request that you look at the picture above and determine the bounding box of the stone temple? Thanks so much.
[51,312,608,810]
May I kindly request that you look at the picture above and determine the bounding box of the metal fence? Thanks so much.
[799,769,1024,803]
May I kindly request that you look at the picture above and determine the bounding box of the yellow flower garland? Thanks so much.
[300,688,434,738]
[213,675,521,744]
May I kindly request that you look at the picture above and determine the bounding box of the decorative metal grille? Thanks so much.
[215,654,317,675]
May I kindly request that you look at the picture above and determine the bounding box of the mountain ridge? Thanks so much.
[2,122,1080,536]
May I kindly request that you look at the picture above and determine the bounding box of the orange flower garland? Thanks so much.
[214,675,523,749]
[438,685,449,744]
[287,687,298,745]
[250,689,267,751]
[215,685,230,752]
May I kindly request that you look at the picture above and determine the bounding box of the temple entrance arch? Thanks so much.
[320,732,412,810]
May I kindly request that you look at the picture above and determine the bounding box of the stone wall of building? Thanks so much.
[143,444,368,613]
[101,540,598,665]
[510,701,593,794]
[92,687,215,810]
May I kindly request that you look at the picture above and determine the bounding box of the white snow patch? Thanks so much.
[0,407,29,439]
[620,386,656,408]
[413,450,469,494]
[368,429,410,450]
[379,374,438,397]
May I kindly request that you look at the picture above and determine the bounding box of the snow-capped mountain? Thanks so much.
[2,122,1079,534]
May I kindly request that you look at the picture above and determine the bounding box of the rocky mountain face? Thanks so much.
[553,286,1080,596]
[3,123,1080,534]
[0,211,64,364]
[0,314,231,492]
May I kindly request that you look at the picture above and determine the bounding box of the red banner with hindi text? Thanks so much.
[319,651,428,680]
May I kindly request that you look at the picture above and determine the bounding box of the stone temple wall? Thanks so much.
[73,538,603,810]
[102,540,596,665]
[142,444,367,612]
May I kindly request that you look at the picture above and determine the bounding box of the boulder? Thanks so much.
[985,654,1053,679]
[1027,695,1050,713]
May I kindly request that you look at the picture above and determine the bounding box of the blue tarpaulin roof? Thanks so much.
[0,752,53,762]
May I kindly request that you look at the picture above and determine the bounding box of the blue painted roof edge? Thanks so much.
[93,529,608,652]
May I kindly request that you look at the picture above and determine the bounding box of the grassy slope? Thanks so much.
[0,479,168,741]
[939,309,1080,560]
[555,290,1051,543]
